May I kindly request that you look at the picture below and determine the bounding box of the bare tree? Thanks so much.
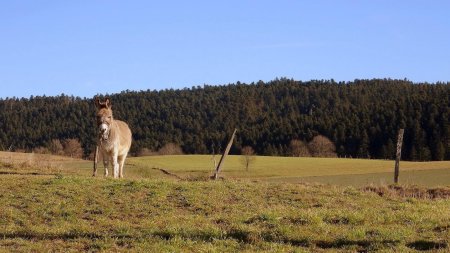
[158,143,183,155]
[308,135,337,158]
[211,144,217,171]
[62,139,83,158]
[137,148,158,157]
[289,139,311,157]
[48,139,64,155]
[241,146,256,171]
[33,146,50,154]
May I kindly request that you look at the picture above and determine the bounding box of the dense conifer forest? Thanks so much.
[0,78,448,161]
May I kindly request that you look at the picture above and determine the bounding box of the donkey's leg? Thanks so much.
[103,152,109,177]
[112,151,119,179]
[118,153,127,178]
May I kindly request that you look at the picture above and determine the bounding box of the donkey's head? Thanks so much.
[95,98,113,140]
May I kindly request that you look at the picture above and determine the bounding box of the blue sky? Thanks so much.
[1,1,449,98]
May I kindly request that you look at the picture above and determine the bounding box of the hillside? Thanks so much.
[0,78,448,161]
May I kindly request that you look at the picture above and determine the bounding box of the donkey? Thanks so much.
[94,98,132,178]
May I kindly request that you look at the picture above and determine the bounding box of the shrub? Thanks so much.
[158,143,183,155]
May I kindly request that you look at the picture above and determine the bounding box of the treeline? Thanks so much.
[0,78,448,161]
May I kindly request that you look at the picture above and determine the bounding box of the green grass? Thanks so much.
[276,168,450,187]
[1,152,449,251]
[127,155,450,186]
[0,175,449,252]
[2,151,449,186]
[1,151,449,187]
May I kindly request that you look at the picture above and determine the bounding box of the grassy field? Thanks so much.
[1,151,449,186]
[0,175,449,252]
[0,152,449,252]
[127,155,450,187]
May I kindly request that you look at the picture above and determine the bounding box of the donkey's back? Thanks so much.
[115,119,132,155]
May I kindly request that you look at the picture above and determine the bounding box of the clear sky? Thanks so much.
[1,1,449,98]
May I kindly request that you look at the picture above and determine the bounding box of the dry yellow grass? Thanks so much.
[128,155,449,185]
[1,151,449,186]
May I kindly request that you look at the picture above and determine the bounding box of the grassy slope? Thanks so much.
[0,175,449,252]
[1,152,449,251]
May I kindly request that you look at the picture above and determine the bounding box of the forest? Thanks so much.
[0,78,448,161]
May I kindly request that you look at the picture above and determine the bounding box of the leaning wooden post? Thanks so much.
[93,145,99,177]
[213,128,237,180]
[394,129,404,184]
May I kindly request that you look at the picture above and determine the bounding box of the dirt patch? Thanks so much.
[407,240,447,251]
[0,171,56,176]
[151,167,182,180]
[363,185,450,199]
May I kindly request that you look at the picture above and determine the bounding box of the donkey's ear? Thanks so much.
[105,98,111,108]
[95,97,102,109]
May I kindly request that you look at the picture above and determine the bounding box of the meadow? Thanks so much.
[1,152,449,187]
[127,155,450,187]
[0,151,449,252]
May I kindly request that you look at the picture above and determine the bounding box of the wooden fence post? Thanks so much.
[394,129,404,184]
[93,145,99,177]
[213,128,237,180]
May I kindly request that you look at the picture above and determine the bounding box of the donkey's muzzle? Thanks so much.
[99,123,109,140]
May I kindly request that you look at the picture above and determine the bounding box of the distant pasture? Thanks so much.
[2,152,448,187]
